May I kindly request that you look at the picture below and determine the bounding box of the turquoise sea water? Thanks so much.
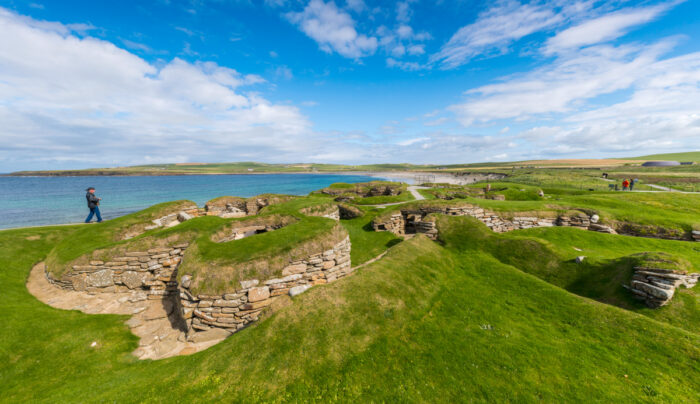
[0,174,384,230]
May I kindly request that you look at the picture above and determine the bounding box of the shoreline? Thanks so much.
[2,170,475,185]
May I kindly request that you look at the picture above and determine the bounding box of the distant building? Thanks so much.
[641,161,681,167]
[247,168,254,171]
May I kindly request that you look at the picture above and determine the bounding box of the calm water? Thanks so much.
[0,174,386,230]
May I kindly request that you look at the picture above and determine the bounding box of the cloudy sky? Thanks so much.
[0,0,698,171]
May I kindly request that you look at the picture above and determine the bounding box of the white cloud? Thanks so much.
[446,35,700,157]
[407,44,425,55]
[0,8,319,171]
[345,0,366,13]
[274,65,293,80]
[286,0,377,59]
[396,1,416,23]
[545,2,680,54]
[386,57,425,71]
[450,39,677,124]
[397,137,429,146]
[432,0,567,69]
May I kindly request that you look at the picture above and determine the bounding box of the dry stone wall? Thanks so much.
[300,205,341,221]
[45,236,352,343]
[372,204,619,240]
[178,236,351,337]
[46,244,189,301]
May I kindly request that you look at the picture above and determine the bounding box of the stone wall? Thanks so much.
[46,244,189,301]
[178,236,351,337]
[372,204,617,240]
[625,265,699,308]
[300,205,341,221]
[46,235,352,343]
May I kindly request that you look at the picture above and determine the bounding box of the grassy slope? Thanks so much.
[2,220,700,402]
[624,151,700,162]
[436,216,700,335]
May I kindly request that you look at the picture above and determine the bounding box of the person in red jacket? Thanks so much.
[622,179,630,191]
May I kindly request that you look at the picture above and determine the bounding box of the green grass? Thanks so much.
[378,189,700,236]
[339,207,401,265]
[436,215,700,335]
[2,223,700,402]
[624,151,700,162]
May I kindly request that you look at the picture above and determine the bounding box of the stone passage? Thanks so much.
[372,204,617,239]
[625,264,699,308]
[179,236,351,336]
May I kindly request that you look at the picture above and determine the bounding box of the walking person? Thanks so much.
[622,179,630,191]
[85,187,102,223]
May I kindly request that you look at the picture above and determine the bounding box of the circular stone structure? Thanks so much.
[641,161,681,167]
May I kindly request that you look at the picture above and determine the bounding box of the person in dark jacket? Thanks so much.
[85,187,102,223]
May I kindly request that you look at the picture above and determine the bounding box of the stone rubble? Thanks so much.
[625,266,699,308]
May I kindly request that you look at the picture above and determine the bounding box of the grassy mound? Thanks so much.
[45,196,348,294]
[45,200,197,277]
[436,215,700,335]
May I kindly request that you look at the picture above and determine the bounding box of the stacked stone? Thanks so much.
[373,205,564,238]
[301,205,341,221]
[217,224,283,243]
[556,215,591,229]
[626,266,699,308]
[373,213,406,234]
[588,223,618,234]
[144,207,200,231]
[414,221,438,240]
[48,244,189,298]
[179,236,352,337]
[693,230,700,242]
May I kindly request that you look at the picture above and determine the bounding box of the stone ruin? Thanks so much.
[372,204,618,240]
[180,236,352,335]
[625,257,699,308]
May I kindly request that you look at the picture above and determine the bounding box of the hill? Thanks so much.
[623,151,700,162]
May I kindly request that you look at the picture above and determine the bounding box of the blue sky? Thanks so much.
[0,0,698,171]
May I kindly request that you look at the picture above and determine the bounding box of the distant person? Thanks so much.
[486,183,491,192]
[622,179,630,191]
[630,178,637,191]
[85,187,102,223]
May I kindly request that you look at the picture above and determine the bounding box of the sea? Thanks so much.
[0,174,390,230]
